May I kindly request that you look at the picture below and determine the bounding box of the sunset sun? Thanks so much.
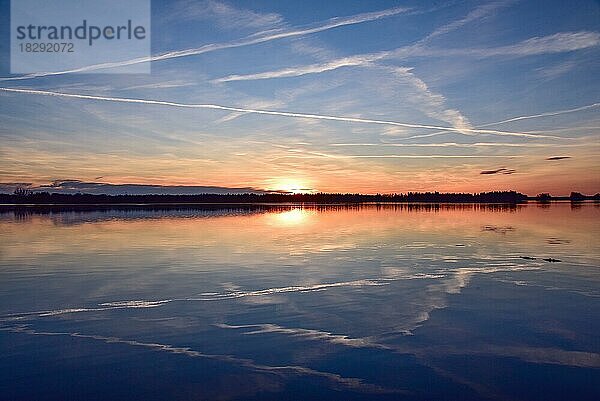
[271,179,312,194]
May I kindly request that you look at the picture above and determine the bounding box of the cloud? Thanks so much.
[206,17,596,142]
[419,0,513,43]
[0,5,411,81]
[536,60,578,80]
[466,31,600,57]
[167,0,283,30]
[546,156,571,160]
[215,65,461,144]
[213,1,510,83]
[0,87,561,139]
[212,54,384,83]
[384,66,473,134]
[120,80,196,90]
[480,168,516,175]
[247,4,411,38]
[402,31,600,59]
[212,31,600,83]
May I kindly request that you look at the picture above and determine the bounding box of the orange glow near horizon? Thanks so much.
[266,178,315,194]
[3,149,599,197]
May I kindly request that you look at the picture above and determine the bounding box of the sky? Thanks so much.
[0,0,599,196]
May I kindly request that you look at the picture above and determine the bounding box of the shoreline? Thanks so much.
[0,200,596,209]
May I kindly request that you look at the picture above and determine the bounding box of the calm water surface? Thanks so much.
[1,204,599,400]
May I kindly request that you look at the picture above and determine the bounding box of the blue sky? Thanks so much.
[0,0,598,195]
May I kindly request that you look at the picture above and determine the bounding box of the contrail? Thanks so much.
[214,2,514,83]
[329,142,586,149]
[0,6,411,81]
[0,87,562,139]
[477,102,600,127]
[398,102,600,140]
[2,326,397,393]
[213,31,600,83]
[270,153,526,159]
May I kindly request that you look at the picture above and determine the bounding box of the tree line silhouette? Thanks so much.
[2,189,598,205]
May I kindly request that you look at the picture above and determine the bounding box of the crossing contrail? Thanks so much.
[477,103,600,127]
[0,87,563,139]
[0,6,412,81]
[398,102,600,140]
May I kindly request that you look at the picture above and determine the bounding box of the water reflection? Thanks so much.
[267,208,314,227]
[0,203,598,400]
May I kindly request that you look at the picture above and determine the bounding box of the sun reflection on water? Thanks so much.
[269,208,312,226]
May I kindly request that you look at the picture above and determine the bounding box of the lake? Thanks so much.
[1,203,598,400]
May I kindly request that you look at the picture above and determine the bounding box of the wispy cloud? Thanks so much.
[0,87,560,138]
[248,4,412,38]
[418,0,512,43]
[207,4,597,144]
[120,80,196,90]
[536,60,578,80]
[213,31,600,83]
[214,1,510,83]
[0,5,411,81]
[462,31,600,57]
[212,54,384,83]
[167,0,284,30]
[384,66,473,134]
